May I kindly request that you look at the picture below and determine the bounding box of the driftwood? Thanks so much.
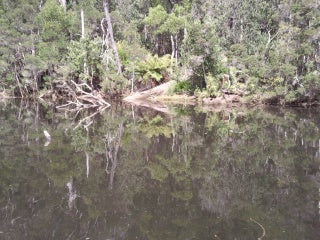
[51,79,111,130]
[56,80,110,112]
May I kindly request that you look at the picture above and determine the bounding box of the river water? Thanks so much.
[0,100,319,239]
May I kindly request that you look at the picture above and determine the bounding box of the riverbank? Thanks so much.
[1,80,319,111]
[123,80,320,110]
[124,80,246,107]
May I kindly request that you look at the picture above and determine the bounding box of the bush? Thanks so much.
[67,37,103,81]
[173,81,192,94]
[136,54,171,83]
[101,73,129,94]
[303,71,320,97]
[246,77,259,93]
[194,88,208,98]
[117,40,149,66]
[205,74,220,97]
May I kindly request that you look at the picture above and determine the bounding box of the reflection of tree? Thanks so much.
[105,122,124,190]
[0,102,320,239]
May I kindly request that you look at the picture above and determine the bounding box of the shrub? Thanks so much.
[117,40,149,66]
[205,74,220,97]
[136,54,171,83]
[101,73,129,94]
[303,71,320,97]
[173,81,192,94]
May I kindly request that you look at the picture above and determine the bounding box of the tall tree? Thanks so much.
[102,0,122,75]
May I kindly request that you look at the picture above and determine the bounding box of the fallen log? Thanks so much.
[124,81,175,102]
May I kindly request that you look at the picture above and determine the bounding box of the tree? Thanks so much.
[102,0,122,75]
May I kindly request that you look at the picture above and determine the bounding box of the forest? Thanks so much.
[0,0,320,106]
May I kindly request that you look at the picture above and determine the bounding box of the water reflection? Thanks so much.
[0,100,319,239]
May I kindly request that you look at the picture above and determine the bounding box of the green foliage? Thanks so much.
[284,90,300,103]
[67,37,103,79]
[117,40,148,65]
[136,54,171,83]
[101,72,129,93]
[144,4,186,35]
[205,74,220,97]
[0,0,319,102]
[159,11,185,35]
[147,163,169,182]
[267,77,285,88]
[303,71,320,96]
[37,0,72,64]
[144,5,168,28]
[173,81,192,94]
[37,0,71,42]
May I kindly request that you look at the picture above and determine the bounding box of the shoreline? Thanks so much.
[122,81,320,110]
[1,86,320,111]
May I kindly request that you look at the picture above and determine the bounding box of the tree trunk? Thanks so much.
[81,9,85,39]
[102,0,122,75]
[81,9,89,76]
[170,35,175,71]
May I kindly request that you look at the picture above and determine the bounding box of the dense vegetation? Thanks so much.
[0,0,320,105]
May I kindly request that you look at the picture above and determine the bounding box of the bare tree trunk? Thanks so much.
[81,9,85,39]
[144,19,148,41]
[170,35,175,71]
[239,19,243,43]
[81,9,89,77]
[102,0,122,75]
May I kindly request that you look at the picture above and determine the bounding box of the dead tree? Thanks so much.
[102,0,122,75]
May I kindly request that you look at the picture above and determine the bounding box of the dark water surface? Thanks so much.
[0,101,319,240]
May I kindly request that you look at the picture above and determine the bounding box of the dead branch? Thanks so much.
[56,79,110,112]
